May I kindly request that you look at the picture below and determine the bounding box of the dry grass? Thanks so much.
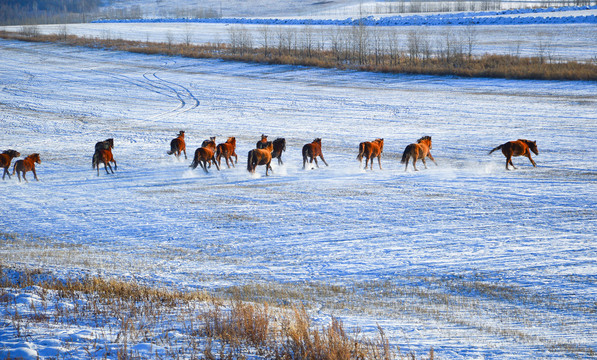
[0,264,429,359]
[1,29,595,81]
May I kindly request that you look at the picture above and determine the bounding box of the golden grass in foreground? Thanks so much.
[0,265,428,359]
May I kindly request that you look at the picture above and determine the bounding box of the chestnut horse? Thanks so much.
[489,139,538,170]
[190,139,220,173]
[93,148,117,176]
[1,150,20,180]
[257,135,286,165]
[401,136,437,171]
[357,138,384,170]
[302,138,328,169]
[247,142,273,176]
[92,138,117,176]
[12,153,41,182]
[167,130,187,159]
[216,137,238,168]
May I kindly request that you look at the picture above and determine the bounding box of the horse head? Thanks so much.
[178,130,185,138]
[3,150,20,158]
[526,140,538,155]
[417,136,432,148]
[313,138,322,145]
[260,134,268,141]
[227,137,236,145]
[30,153,41,164]
[376,138,384,152]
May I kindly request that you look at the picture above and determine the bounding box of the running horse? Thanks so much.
[167,130,187,159]
[12,153,41,182]
[271,138,286,165]
[401,136,437,171]
[247,142,273,176]
[0,149,20,180]
[216,137,238,168]
[302,138,328,169]
[92,138,117,176]
[190,138,220,173]
[489,139,538,170]
[357,138,384,170]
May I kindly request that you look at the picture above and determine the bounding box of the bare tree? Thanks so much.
[259,25,270,58]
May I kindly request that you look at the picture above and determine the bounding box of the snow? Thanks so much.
[1,4,596,359]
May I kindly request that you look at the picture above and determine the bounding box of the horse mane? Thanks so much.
[417,136,431,143]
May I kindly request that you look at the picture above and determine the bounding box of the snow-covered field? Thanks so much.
[1,35,596,358]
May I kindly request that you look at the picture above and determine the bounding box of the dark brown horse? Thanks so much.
[167,130,187,159]
[247,142,273,176]
[357,138,384,170]
[1,150,20,180]
[190,139,219,173]
[95,138,114,152]
[401,136,437,171]
[271,138,286,165]
[302,138,328,169]
[12,153,41,182]
[93,148,117,176]
[489,139,538,170]
[216,137,238,168]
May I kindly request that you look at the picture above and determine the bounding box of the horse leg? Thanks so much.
[22,172,28,182]
[364,156,369,170]
[320,155,329,167]
[428,153,437,165]
[377,155,382,170]
[303,155,307,169]
[32,168,39,181]
[313,157,319,168]
[422,157,427,169]
[112,159,118,170]
[17,171,22,182]
[2,168,8,180]
[527,154,536,167]
[200,160,209,173]
[278,156,283,166]
[404,156,409,172]
[412,158,418,171]
[266,161,272,176]
[183,149,187,160]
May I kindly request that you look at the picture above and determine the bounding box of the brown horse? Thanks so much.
[271,138,286,165]
[247,142,273,176]
[357,138,384,170]
[216,137,238,168]
[401,136,437,171]
[1,150,20,180]
[92,138,117,174]
[12,153,41,182]
[190,139,220,173]
[93,148,117,176]
[256,134,268,149]
[167,131,187,159]
[302,138,328,169]
[489,139,538,170]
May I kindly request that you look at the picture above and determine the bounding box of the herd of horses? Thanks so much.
[0,134,539,181]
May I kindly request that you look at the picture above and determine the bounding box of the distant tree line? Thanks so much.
[0,0,101,25]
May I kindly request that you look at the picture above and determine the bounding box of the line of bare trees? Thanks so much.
[227,24,483,67]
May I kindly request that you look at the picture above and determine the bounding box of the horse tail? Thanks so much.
[401,145,412,164]
[489,144,503,155]
[189,153,199,169]
[357,142,365,161]
[92,151,99,169]
[247,150,254,172]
